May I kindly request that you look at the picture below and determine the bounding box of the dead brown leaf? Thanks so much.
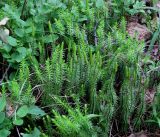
[6,99,15,117]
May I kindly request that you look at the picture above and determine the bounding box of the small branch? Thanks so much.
[115,120,119,132]
[31,84,43,91]
[35,88,43,102]
[0,64,10,84]
[109,122,113,137]
[16,126,21,137]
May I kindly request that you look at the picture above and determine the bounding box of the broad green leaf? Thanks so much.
[30,9,36,16]
[26,37,34,43]
[0,129,10,137]
[17,105,28,118]
[0,112,5,123]
[28,106,45,116]
[13,118,23,126]
[38,4,53,14]
[15,29,25,37]
[96,0,104,8]
[25,27,32,34]
[22,127,41,137]
[3,44,12,52]
[17,47,27,57]
[34,15,46,23]
[7,36,17,46]
[3,4,26,27]
[0,95,6,112]
[11,52,24,62]
[2,53,10,59]
[26,48,32,55]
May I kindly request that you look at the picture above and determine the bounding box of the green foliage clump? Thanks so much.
[0,0,160,136]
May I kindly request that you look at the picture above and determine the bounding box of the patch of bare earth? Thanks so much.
[127,21,151,41]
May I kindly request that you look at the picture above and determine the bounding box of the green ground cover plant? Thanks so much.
[0,0,160,136]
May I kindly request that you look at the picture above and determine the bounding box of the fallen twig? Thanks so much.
[0,64,10,84]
